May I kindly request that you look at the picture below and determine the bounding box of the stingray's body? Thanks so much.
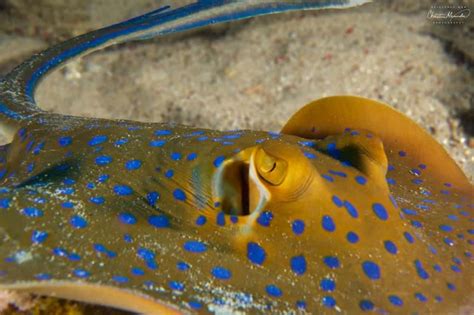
[0,1,472,314]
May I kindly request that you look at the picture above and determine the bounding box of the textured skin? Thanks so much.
[0,106,472,314]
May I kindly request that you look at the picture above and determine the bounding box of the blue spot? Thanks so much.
[114,185,133,196]
[171,152,181,161]
[73,269,90,278]
[296,300,307,310]
[402,208,417,215]
[93,243,106,253]
[372,203,388,220]
[213,156,225,168]
[177,261,190,271]
[388,295,403,307]
[32,141,45,155]
[344,200,358,218]
[265,284,282,297]
[112,275,129,283]
[70,215,87,229]
[22,207,43,217]
[290,255,307,275]
[58,136,72,147]
[131,267,145,276]
[411,220,423,228]
[187,152,198,161]
[0,199,10,209]
[188,301,202,310]
[35,273,52,280]
[27,162,34,173]
[148,215,170,228]
[322,296,336,308]
[149,140,166,147]
[88,135,107,146]
[414,260,429,279]
[327,142,340,159]
[53,247,68,257]
[247,242,266,265]
[169,281,185,291]
[212,266,232,280]
[435,296,443,302]
[292,220,305,235]
[154,129,172,136]
[359,300,374,311]
[115,138,129,146]
[329,170,346,177]
[119,212,136,225]
[346,231,359,243]
[322,174,334,182]
[125,160,142,170]
[195,215,207,226]
[124,234,132,243]
[183,241,207,253]
[322,215,335,232]
[439,224,453,232]
[415,293,427,302]
[31,230,48,243]
[173,189,186,201]
[90,196,104,204]
[323,256,339,269]
[404,231,414,243]
[304,152,317,159]
[384,240,398,254]
[165,169,174,178]
[399,150,406,157]
[146,191,159,207]
[451,265,461,273]
[447,282,456,291]
[97,174,109,183]
[331,195,343,207]
[137,248,155,261]
[58,187,74,195]
[362,261,380,280]
[257,211,273,227]
[216,211,225,226]
[137,248,158,270]
[62,202,75,208]
[222,133,242,140]
[320,278,335,292]
[387,178,396,185]
[355,175,367,185]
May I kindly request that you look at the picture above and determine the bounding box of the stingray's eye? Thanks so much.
[255,147,288,186]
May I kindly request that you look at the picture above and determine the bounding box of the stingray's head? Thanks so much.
[212,131,402,271]
[214,140,318,219]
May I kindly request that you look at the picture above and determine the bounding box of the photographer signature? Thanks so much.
[427,6,470,23]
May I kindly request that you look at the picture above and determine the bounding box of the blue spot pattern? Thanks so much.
[362,261,380,280]
[247,242,266,265]
[290,255,307,275]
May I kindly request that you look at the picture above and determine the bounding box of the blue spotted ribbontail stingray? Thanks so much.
[0,1,472,314]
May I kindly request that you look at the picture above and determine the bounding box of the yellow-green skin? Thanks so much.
[0,96,472,314]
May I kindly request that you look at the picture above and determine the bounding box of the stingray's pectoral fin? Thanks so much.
[281,96,471,190]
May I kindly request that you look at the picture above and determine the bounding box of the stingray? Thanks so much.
[0,1,472,314]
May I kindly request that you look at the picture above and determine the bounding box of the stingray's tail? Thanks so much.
[0,0,368,134]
